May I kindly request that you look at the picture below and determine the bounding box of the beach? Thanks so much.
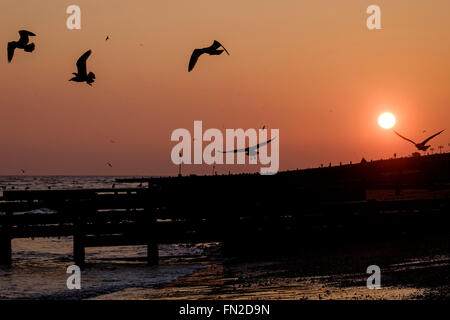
[1,176,449,300]
[91,235,450,300]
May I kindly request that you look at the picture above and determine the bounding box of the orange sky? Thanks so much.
[1,0,449,175]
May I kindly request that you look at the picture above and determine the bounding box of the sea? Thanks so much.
[0,176,213,300]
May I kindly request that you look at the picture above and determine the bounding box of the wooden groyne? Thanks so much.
[1,153,449,266]
[0,188,158,265]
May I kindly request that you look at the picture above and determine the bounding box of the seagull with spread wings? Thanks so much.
[220,137,276,156]
[69,50,96,86]
[7,30,36,63]
[394,130,445,151]
[188,40,229,72]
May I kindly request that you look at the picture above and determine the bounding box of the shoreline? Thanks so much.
[91,236,450,300]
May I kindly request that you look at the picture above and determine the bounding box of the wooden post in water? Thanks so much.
[147,226,159,266]
[0,211,12,265]
[73,214,85,266]
[145,191,159,265]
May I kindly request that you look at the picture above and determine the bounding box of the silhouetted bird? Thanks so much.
[220,137,276,156]
[69,50,96,86]
[7,30,36,63]
[105,36,110,41]
[394,130,445,151]
[20,169,25,174]
[107,162,112,167]
[188,40,229,72]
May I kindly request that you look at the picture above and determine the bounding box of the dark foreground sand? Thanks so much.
[92,236,450,300]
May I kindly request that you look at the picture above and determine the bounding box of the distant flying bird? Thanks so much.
[105,36,110,41]
[7,30,36,63]
[394,130,445,151]
[107,162,112,167]
[69,50,96,86]
[220,137,276,156]
[20,169,25,174]
[188,40,229,72]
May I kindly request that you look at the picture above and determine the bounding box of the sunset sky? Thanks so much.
[1,0,449,175]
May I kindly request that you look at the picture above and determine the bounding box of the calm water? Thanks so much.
[0,176,211,300]
[0,175,148,195]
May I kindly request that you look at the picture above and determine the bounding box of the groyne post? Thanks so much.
[145,193,159,265]
[0,211,12,265]
[73,213,85,266]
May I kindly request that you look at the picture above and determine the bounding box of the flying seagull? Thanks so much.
[7,30,36,63]
[394,130,445,151]
[69,50,96,86]
[188,40,229,72]
[219,137,276,156]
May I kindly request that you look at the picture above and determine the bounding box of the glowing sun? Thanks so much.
[378,112,396,129]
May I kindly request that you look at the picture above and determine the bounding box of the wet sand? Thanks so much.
[92,235,450,300]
